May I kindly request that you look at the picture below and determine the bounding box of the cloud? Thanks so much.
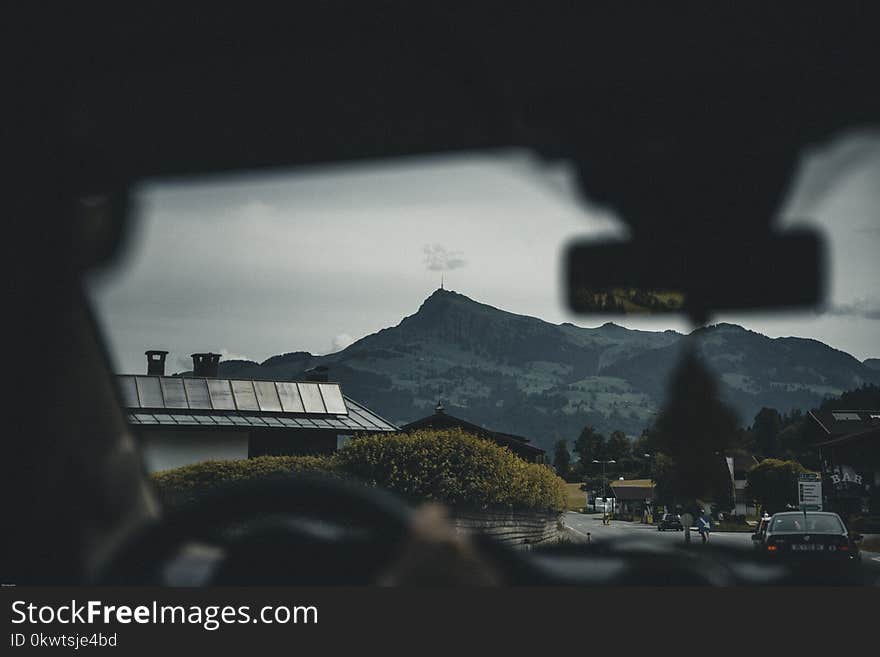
[330,333,355,353]
[825,298,880,320]
[422,243,467,271]
[219,348,252,362]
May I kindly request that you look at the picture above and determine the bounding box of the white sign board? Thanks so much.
[798,473,822,511]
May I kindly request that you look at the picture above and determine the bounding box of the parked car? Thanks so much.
[658,513,683,531]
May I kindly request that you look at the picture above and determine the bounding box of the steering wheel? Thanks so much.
[95,474,415,585]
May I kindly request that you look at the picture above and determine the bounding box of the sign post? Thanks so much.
[798,473,822,511]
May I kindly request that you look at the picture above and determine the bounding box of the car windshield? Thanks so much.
[769,514,845,534]
[86,135,880,585]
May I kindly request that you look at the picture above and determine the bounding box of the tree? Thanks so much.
[752,407,783,458]
[606,430,631,462]
[745,458,809,514]
[553,439,571,478]
[648,349,740,507]
[573,426,606,466]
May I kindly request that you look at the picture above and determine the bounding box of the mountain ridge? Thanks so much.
[210,289,880,452]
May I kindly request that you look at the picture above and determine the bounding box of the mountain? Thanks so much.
[213,289,880,452]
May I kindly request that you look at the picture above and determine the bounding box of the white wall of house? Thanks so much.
[734,479,755,516]
[140,430,249,473]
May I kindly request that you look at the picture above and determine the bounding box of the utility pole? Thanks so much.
[593,459,616,522]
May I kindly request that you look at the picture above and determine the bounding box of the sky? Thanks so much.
[87,132,880,375]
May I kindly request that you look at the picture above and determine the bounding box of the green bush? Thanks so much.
[335,429,565,511]
[151,429,567,512]
[152,454,337,508]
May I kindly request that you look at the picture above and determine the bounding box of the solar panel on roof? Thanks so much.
[832,412,861,421]
[210,415,235,425]
[160,378,188,409]
[229,416,251,426]
[193,415,216,425]
[134,413,158,424]
[127,414,141,424]
[184,378,212,409]
[297,383,326,413]
[231,380,259,411]
[136,377,164,408]
[254,381,283,412]
[153,414,176,424]
[278,417,299,428]
[318,383,347,415]
[207,379,236,410]
[261,416,284,427]
[245,416,269,426]
[276,382,305,413]
[118,376,140,408]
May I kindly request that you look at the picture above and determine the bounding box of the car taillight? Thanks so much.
[766,544,778,551]
[839,545,849,552]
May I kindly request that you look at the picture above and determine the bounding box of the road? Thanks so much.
[562,512,754,550]
[561,512,880,584]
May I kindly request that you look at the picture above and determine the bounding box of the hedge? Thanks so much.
[152,454,337,509]
[151,429,567,513]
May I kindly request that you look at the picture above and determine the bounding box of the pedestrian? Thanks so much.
[681,510,693,544]
[698,508,712,544]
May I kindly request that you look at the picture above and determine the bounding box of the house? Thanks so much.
[727,453,759,516]
[808,409,880,524]
[609,478,655,518]
[119,351,397,473]
[400,403,546,463]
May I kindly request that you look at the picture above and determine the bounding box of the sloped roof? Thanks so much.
[731,453,759,479]
[808,409,880,437]
[400,410,545,456]
[816,425,880,448]
[610,479,655,501]
[117,375,397,432]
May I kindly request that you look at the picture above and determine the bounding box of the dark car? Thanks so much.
[658,513,683,531]
[754,512,862,568]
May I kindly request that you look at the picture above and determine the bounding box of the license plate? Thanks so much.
[791,543,824,551]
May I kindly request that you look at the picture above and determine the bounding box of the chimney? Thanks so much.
[304,365,329,382]
[191,352,221,378]
[145,350,169,376]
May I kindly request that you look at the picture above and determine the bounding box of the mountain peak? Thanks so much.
[425,287,461,302]
[415,288,507,316]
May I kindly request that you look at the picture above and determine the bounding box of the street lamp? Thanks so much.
[593,459,616,513]
[640,453,654,522]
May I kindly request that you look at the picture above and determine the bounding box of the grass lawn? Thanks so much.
[860,535,880,552]
[565,482,589,512]
[712,521,755,532]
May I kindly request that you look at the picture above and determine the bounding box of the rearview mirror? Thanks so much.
[565,229,824,317]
